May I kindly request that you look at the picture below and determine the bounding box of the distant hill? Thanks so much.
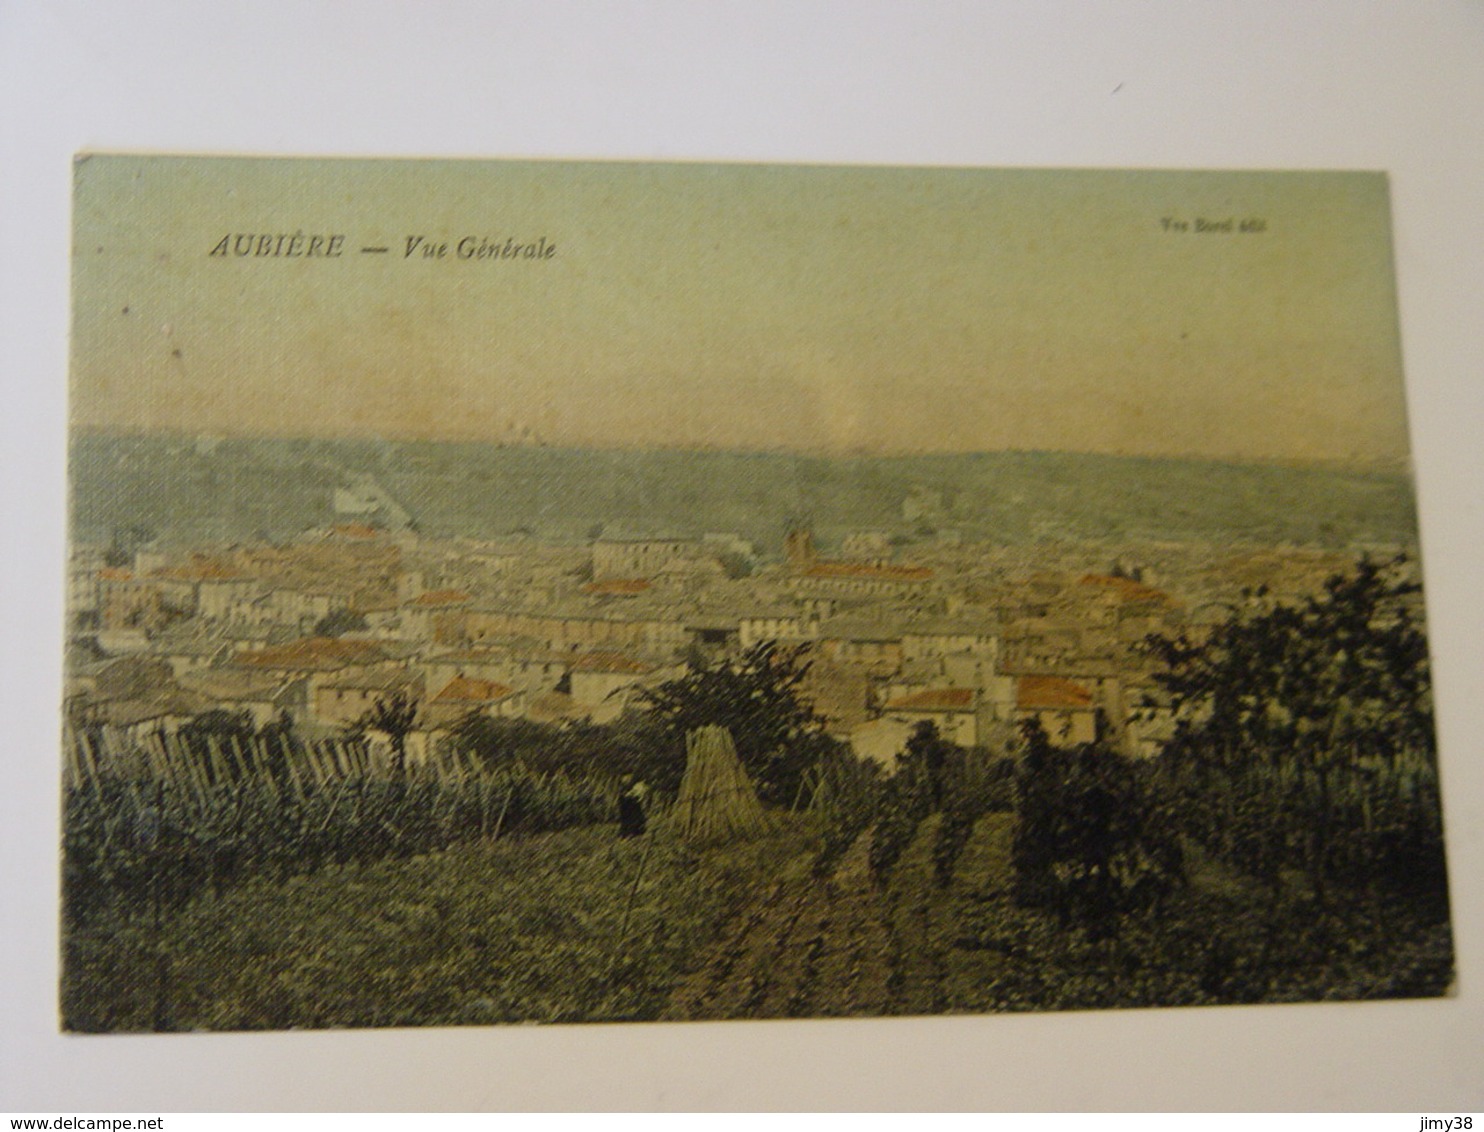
[68,432,1421,552]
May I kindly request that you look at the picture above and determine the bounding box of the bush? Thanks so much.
[1145,554,1448,914]
[636,641,831,806]
[1012,719,1184,940]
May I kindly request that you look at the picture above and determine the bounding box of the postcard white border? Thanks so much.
[3,1,1482,1112]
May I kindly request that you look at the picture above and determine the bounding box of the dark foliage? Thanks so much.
[174,709,258,784]
[807,743,885,877]
[445,710,676,793]
[957,880,1454,1013]
[635,641,831,805]
[1011,718,1185,940]
[867,722,1014,887]
[63,745,613,936]
[312,608,369,637]
[868,775,932,884]
[1144,554,1448,913]
[348,691,420,780]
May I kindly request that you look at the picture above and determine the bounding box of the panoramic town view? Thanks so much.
[61,158,1453,1030]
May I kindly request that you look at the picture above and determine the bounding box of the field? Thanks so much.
[64,805,1451,1032]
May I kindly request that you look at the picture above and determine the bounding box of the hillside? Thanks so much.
[69,431,1420,551]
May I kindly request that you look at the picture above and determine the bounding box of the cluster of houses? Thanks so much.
[65,518,1362,770]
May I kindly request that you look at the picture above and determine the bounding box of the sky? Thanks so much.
[71,156,1411,465]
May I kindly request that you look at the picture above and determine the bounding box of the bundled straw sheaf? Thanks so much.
[667,725,769,843]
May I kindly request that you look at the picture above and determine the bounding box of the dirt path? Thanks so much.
[662,831,894,1020]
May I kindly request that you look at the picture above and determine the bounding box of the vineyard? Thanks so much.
[63,724,613,926]
[63,769,1452,1031]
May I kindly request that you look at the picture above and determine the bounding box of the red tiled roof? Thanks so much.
[1078,574,1174,605]
[1017,675,1094,710]
[432,675,515,703]
[331,523,384,540]
[582,578,652,595]
[150,555,242,581]
[886,687,976,711]
[235,636,386,671]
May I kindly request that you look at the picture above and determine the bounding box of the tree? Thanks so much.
[1144,554,1445,907]
[313,608,369,637]
[634,641,828,805]
[1010,717,1185,939]
[900,719,954,810]
[446,712,548,771]
[717,551,754,579]
[350,691,420,780]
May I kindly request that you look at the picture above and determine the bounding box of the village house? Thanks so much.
[816,614,909,677]
[196,575,268,622]
[311,664,423,729]
[67,549,108,633]
[259,584,352,632]
[999,616,1086,672]
[231,636,397,730]
[785,560,936,600]
[900,617,1000,662]
[94,627,151,655]
[422,646,568,698]
[737,606,820,649]
[355,596,406,640]
[877,687,982,747]
[582,577,653,599]
[175,668,290,730]
[65,657,216,750]
[231,635,391,677]
[422,646,514,692]
[941,653,1018,718]
[424,675,526,728]
[149,628,234,679]
[402,588,474,643]
[591,537,695,581]
[847,686,985,767]
[783,527,936,600]
[839,530,893,560]
[1015,674,1098,746]
[464,603,687,656]
[566,650,656,704]
[98,568,173,632]
[566,651,681,723]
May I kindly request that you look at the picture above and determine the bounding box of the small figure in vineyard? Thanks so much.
[618,776,651,838]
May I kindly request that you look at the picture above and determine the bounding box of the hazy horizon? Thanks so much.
[67,420,1413,474]
[69,431,1421,554]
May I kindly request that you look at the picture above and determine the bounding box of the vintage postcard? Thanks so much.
[63,156,1453,1032]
